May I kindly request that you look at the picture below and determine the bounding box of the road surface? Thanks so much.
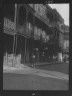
[35,62,69,74]
[3,73,68,90]
[3,65,69,90]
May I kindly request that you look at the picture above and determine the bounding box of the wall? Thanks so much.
[59,32,64,49]
[59,32,69,52]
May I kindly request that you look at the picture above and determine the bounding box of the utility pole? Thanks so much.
[12,4,17,67]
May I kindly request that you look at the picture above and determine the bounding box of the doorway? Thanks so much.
[16,34,25,64]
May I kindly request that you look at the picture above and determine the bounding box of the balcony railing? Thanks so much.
[28,4,55,28]
[54,22,64,33]
[49,22,54,27]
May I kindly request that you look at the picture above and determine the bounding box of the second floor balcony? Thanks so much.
[54,22,64,33]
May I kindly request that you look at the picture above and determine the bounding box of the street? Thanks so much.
[3,62,69,90]
[3,73,68,90]
[35,62,69,74]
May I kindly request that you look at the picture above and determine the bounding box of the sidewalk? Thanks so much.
[26,62,69,68]
[3,64,69,81]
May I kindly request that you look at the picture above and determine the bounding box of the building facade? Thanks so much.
[3,4,69,67]
[61,25,69,61]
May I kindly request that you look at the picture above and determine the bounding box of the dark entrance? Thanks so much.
[3,33,14,66]
[16,34,25,64]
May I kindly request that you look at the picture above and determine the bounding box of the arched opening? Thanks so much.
[28,12,33,25]
[16,34,25,64]
[25,12,34,64]
[18,6,26,26]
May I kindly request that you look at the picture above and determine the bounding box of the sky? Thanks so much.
[48,4,69,26]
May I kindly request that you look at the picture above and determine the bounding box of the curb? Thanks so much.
[3,66,69,81]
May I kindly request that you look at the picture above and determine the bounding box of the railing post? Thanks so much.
[24,9,28,64]
[12,34,15,67]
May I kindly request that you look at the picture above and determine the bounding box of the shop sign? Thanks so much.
[3,17,16,35]
[4,17,15,31]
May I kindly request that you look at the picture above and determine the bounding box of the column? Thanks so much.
[24,9,28,64]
